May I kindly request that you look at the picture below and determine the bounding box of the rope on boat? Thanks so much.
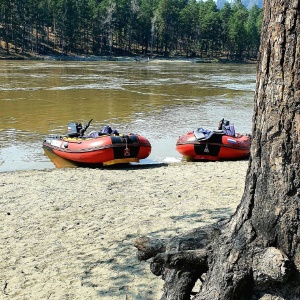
[124,136,130,157]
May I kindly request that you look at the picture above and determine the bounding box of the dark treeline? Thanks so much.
[0,0,262,59]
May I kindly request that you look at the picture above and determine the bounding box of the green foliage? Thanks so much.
[219,2,232,51]
[179,0,200,55]
[0,0,262,59]
[245,5,261,55]
[228,1,248,57]
[155,0,186,56]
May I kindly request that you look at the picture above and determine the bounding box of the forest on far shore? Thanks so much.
[0,0,262,60]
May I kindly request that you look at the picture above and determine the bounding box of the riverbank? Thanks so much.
[0,161,248,299]
[0,49,256,63]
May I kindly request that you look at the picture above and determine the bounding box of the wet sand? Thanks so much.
[0,161,248,299]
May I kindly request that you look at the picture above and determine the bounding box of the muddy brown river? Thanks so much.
[0,59,256,172]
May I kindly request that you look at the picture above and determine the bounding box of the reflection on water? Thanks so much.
[0,60,256,172]
[43,148,78,169]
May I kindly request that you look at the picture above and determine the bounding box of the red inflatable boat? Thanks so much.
[176,130,251,161]
[43,119,151,166]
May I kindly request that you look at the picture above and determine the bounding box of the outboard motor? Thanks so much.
[218,118,235,137]
[67,122,83,137]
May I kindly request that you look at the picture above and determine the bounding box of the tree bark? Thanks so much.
[135,1,300,299]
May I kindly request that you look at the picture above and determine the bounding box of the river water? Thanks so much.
[0,59,256,172]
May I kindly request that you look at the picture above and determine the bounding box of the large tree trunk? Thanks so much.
[195,1,300,299]
[135,1,300,299]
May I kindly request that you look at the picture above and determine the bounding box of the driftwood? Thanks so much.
[134,222,224,299]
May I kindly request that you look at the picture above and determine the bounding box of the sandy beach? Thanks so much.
[0,161,248,299]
